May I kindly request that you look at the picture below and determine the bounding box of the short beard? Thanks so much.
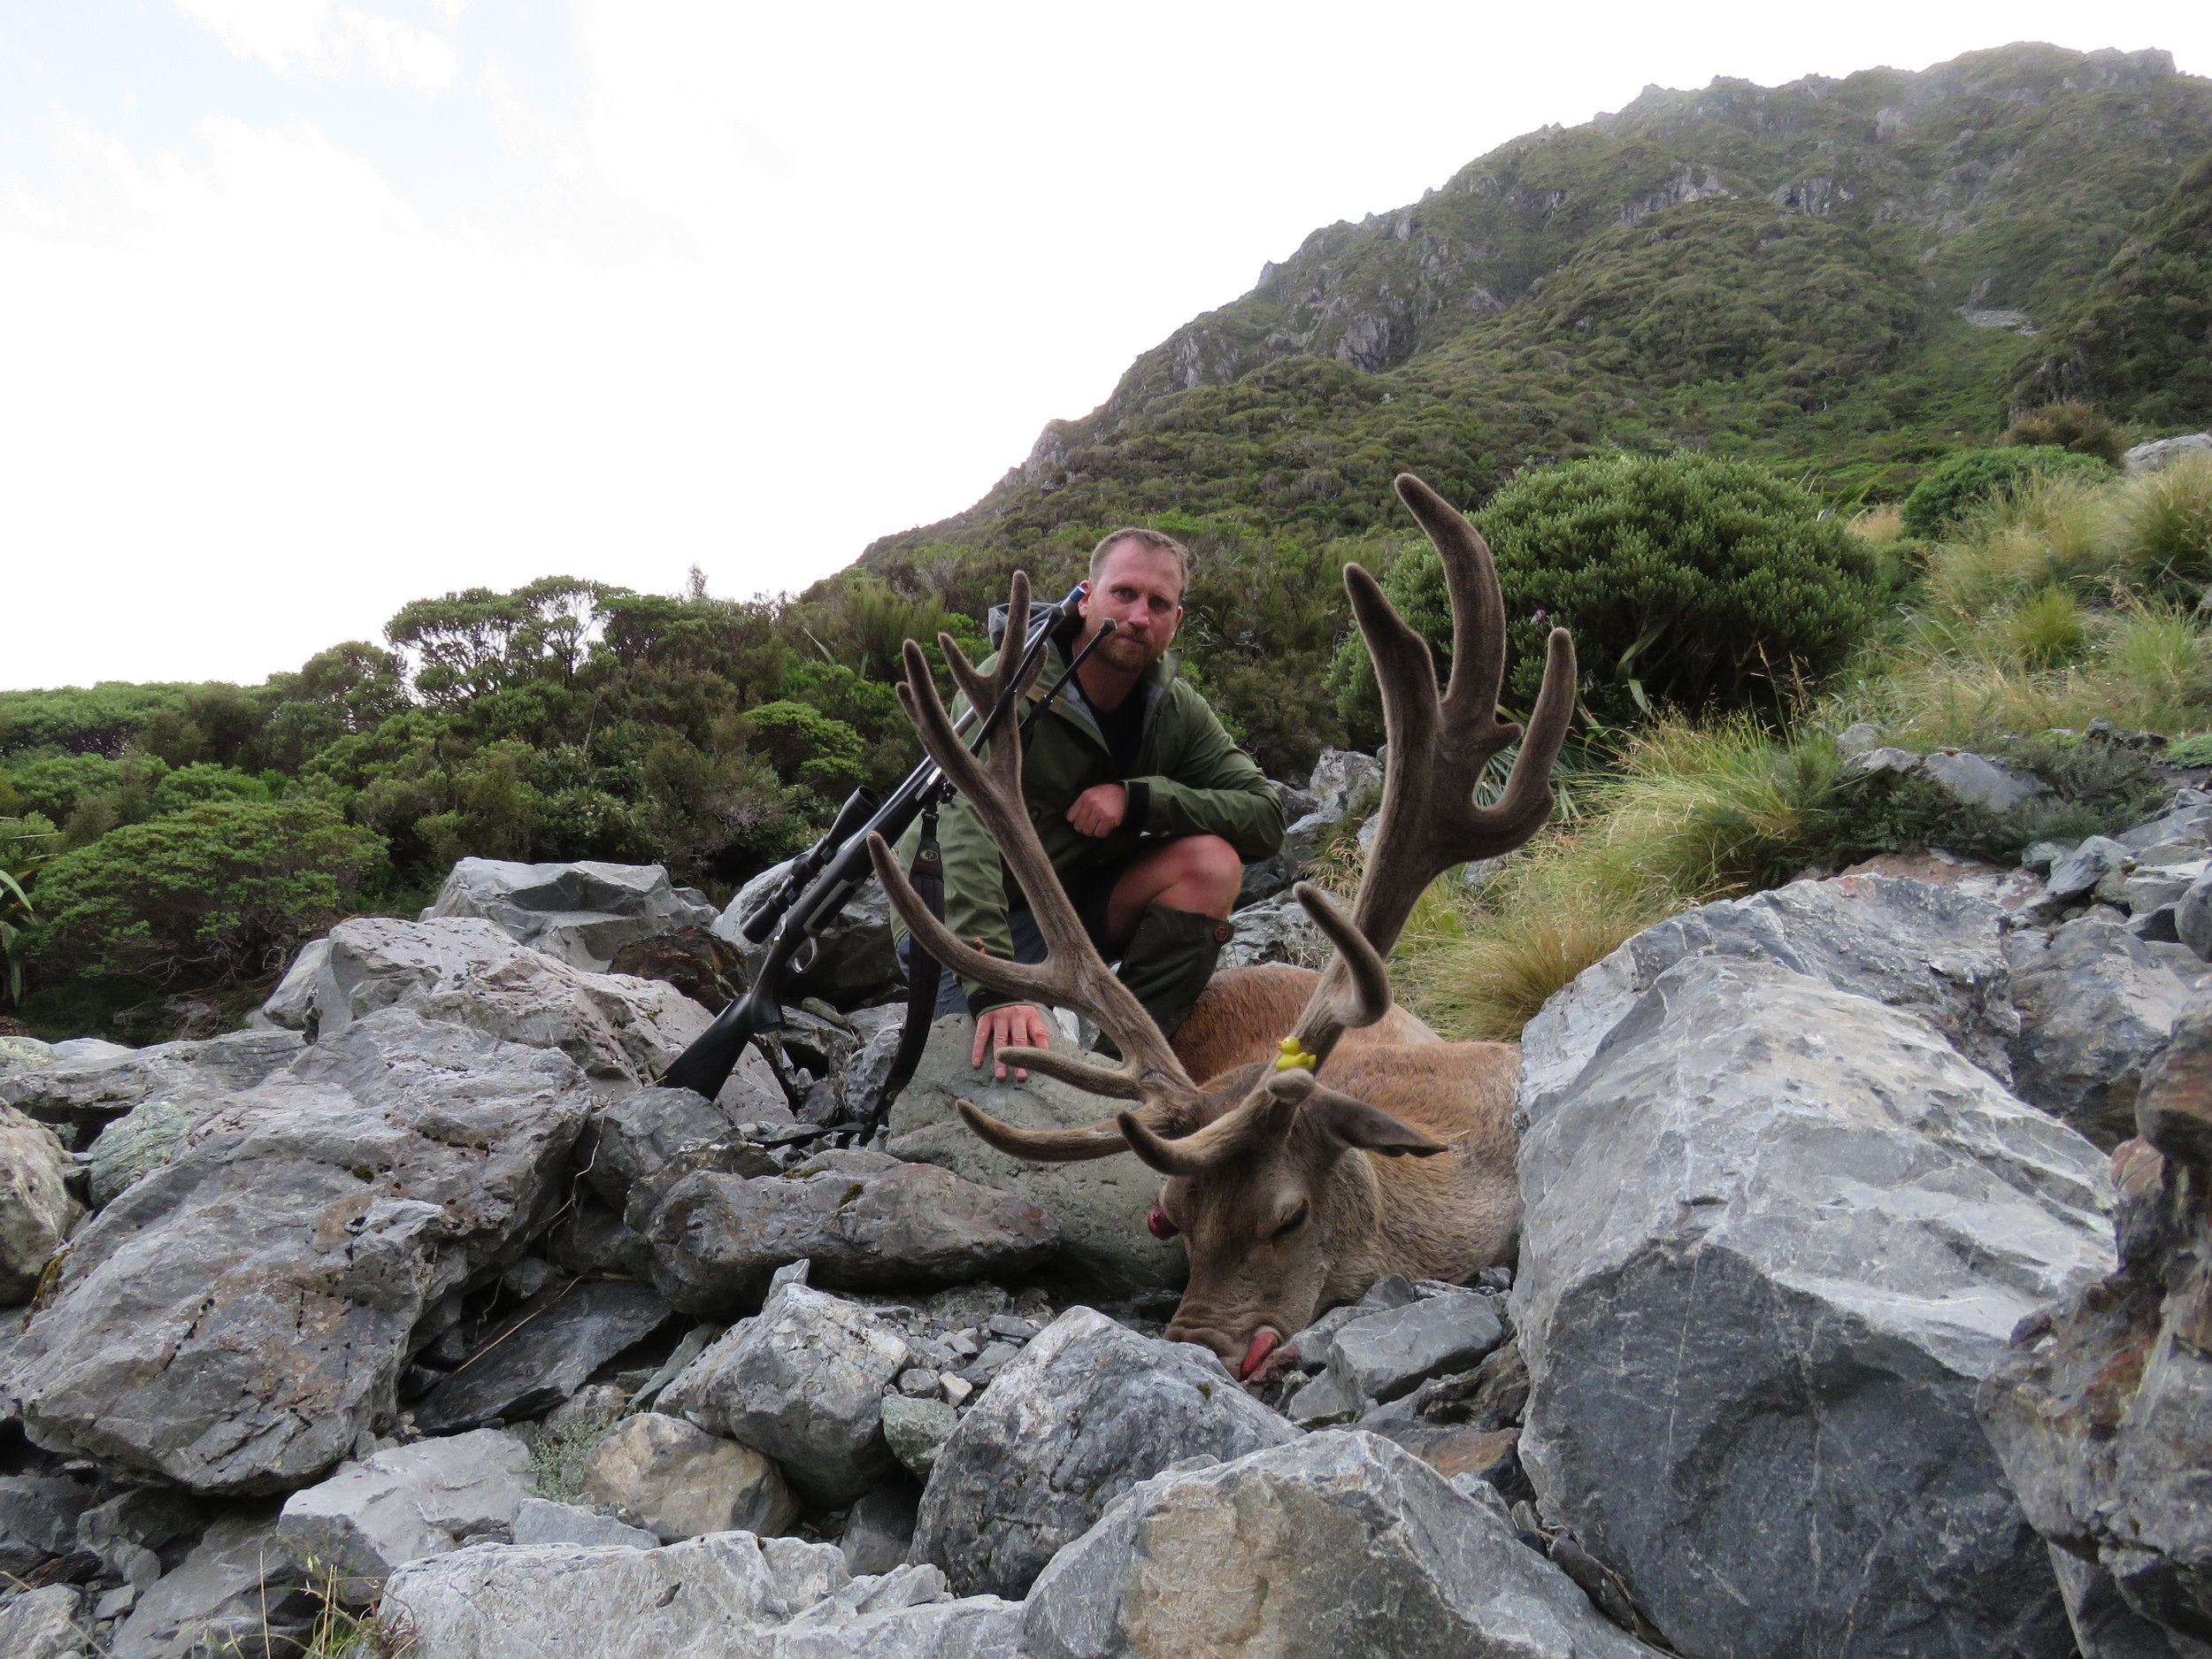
[1095,630,1155,672]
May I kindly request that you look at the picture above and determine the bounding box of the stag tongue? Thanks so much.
[1239,1328,1280,1380]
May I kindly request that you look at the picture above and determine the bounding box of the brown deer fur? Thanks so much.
[1173,964,1440,1084]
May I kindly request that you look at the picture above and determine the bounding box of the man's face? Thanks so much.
[1080,541,1185,672]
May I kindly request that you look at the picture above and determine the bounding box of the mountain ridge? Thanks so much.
[861,42,2212,566]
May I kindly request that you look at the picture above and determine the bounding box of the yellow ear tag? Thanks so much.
[1274,1036,1317,1072]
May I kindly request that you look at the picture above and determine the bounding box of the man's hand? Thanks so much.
[1066,783,1128,839]
[972,1002,1053,1080]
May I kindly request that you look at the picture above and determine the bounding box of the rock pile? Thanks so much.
[3,782,2209,1658]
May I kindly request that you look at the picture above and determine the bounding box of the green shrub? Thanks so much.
[2164,732,2212,766]
[744,701,867,795]
[150,762,273,817]
[1334,453,1879,730]
[1901,446,2114,539]
[31,799,386,984]
[2107,455,2212,599]
[1998,403,2127,465]
[1816,732,2162,866]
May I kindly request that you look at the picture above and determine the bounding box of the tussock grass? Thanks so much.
[2109,455,2212,598]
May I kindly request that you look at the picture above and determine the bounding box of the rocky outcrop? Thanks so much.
[912,1306,1298,1599]
[420,856,717,972]
[0,1107,79,1303]
[634,1148,1059,1317]
[2122,432,2212,474]
[382,1532,1025,1659]
[1023,1432,1655,1658]
[291,916,713,1094]
[275,1427,534,1602]
[1513,950,2114,1659]
[0,1027,303,1151]
[1979,1006,2212,1656]
[1,1009,592,1493]
[108,1510,311,1659]
[887,1017,1184,1293]
[659,1276,910,1504]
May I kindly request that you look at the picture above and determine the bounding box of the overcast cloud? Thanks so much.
[3,1,2208,690]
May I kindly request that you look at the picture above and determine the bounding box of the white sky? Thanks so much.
[2,2,2208,693]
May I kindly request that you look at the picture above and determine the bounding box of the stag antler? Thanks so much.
[872,474,1576,1172]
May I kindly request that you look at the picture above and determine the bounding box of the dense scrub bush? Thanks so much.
[1333,453,1879,731]
[1998,403,2127,465]
[1901,446,2114,538]
[2107,455,2212,599]
[31,799,386,984]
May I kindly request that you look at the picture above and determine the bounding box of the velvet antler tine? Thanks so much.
[1118,1079,1304,1178]
[939,634,996,725]
[1394,473,1509,726]
[956,1100,1133,1163]
[1286,884,1390,1056]
[869,833,1079,1009]
[992,1047,1148,1101]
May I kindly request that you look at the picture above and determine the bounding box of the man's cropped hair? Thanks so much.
[1088,526,1190,594]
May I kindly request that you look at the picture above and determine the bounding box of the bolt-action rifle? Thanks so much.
[659,580,1113,1122]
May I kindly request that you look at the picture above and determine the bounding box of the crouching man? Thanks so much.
[895,527,1285,1079]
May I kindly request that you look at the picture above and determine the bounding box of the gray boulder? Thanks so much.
[1320,1287,1506,1406]
[0,1033,54,1074]
[2122,432,2212,474]
[305,916,713,1094]
[421,856,717,972]
[2177,867,2212,960]
[1979,1007,2212,1657]
[411,1278,672,1434]
[2007,910,2210,1146]
[583,1085,780,1210]
[254,935,330,1029]
[883,1394,960,1481]
[0,1586,84,1659]
[0,1108,79,1304]
[276,1427,534,1602]
[1920,748,2047,812]
[842,1486,919,1577]
[659,1278,910,1504]
[1217,889,1328,970]
[912,1305,1298,1599]
[887,1016,1184,1293]
[718,859,902,1010]
[0,1474,95,1576]
[1023,1431,1655,1659]
[1519,873,2019,1096]
[382,1531,1024,1659]
[579,1411,795,1542]
[636,1148,1058,1318]
[511,1496,659,1549]
[1514,952,2115,1659]
[2050,836,2133,903]
[1,1009,592,1493]
[0,1027,302,1151]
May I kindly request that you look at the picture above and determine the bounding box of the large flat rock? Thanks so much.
[422,857,717,972]
[1513,952,2114,1659]
[911,1306,1297,1600]
[887,1017,1184,1294]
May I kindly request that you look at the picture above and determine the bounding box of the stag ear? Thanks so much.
[1301,1087,1448,1157]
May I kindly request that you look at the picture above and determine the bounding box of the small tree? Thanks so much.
[1901,446,2113,539]
[31,799,386,985]
[1333,453,1879,732]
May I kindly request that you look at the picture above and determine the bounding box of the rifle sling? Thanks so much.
[875,803,944,1114]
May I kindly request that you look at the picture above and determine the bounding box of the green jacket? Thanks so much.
[892,638,1285,1009]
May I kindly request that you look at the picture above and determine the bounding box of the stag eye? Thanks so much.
[1271,1202,1310,1241]
[1147,1205,1179,1240]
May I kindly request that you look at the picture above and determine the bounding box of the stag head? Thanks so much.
[866,472,1575,1380]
